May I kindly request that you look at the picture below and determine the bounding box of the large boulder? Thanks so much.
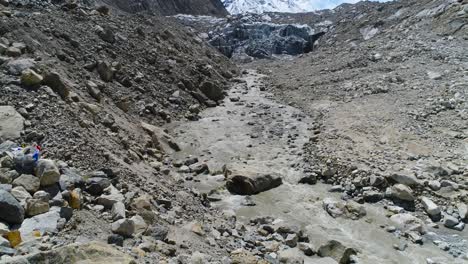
[111,219,135,237]
[59,167,85,191]
[97,185,124,209]
[12,174,40,193]
[390,213,425,233]
[26,198,49,217]
[224,165,282,195]
[387,172,421,186]
[0,106,24,140]
[35,159,61,187]
[86,176,111,196]
[317,240,357,264]
[5,241,134,263]
[19,206,68,240]
[389,184,415,201]
[42,72,71,99]
[199,81,224,101]
[0,189,25,224]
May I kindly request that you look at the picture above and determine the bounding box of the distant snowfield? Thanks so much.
[222,0,392,14]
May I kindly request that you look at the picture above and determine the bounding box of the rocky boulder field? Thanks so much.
[0,0,467,263]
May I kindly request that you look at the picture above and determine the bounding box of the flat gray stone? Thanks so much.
[0,106,24,140]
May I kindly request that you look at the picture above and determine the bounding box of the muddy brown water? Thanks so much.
[168,70,465,264]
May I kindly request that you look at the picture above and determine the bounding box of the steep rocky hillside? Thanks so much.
[0,2,241,263]
[101,0,228,16]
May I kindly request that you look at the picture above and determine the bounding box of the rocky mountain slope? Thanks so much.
[0,1,243,263]
[0,0,467,263]
[101,0,228,16]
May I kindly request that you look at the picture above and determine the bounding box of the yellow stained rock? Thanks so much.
[20,69,43,86]
[70,189,82,209]
[7,230,22,248]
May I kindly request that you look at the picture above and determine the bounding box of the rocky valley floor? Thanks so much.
[0,0,467,264]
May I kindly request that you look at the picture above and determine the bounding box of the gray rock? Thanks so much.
[42,72,71,99]
[5,58,35,75]
[12,174,40,193]
[0,184,12,192]
[189,162,209,174]
[0,222,9,236]
[95,26,116,44]
[390,184,415,201]
[97,185,124,209]
[5,47,21,57]
[285,233,299,247]
[444,215,459,229]
[428,180,441,191]
[421,197,441,220]
[297,242,315,256]
[199,81,224,101]
[0,236,9,247]
[35,159,60,187]
[33,191,50,202]
[388,173,420,186]
[97,61,114,82]
[107,234,124,247]
[0,141,18,155]
[427,71,442,80]
[0,106,24,140]
[440,180,459,190]
[0,189,24,224]
[111,219,135,237]
[140,122,181,152]
[86,81,102,101]
[363,190,383,203]
[19,207,65,239]
[130,215,147,234]
[298,173,317,185]
[59,167,84,191]
[25,198,49,217]
[111,202,126,221]
[453,222,465,231]
[323,198,366,220]
[145,224,169,241]
[278,248,304,264]
[390,213,425,233]
[0,169,14,184]
[0,246,16,257]
[225,165,282,195]
[10,186,31,207]
[457,203,468,221]
[318,240,357,264]
[86,176,110,196]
